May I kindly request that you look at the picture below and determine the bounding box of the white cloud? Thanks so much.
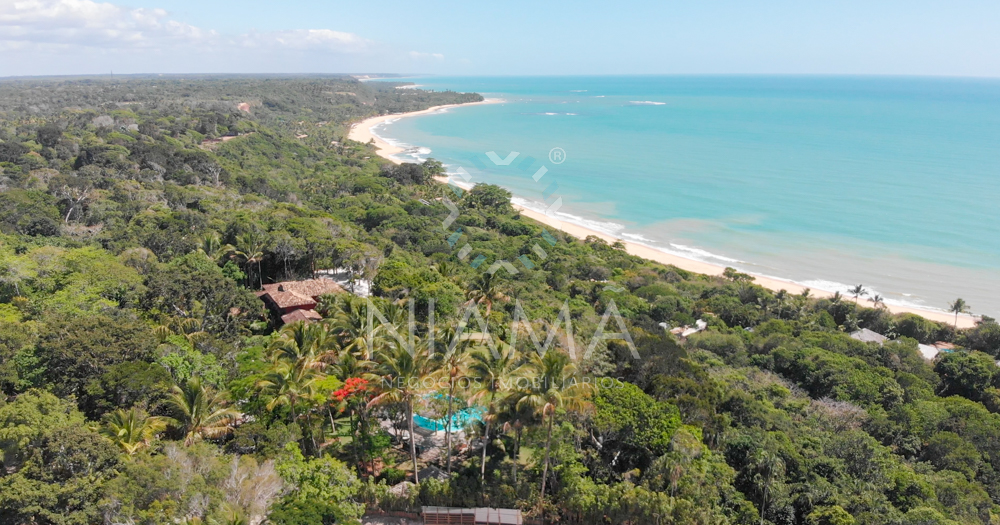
[0,0,372,62]
[409,50,444,60]
[0,0,210,48]
[238,29,371,53]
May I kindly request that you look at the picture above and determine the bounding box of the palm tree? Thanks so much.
[100,408,167,456]
[467,342,521,482]
[871,294,885,309]
[513,351,595,507]
[433,326,474,474]
[257,360,321,454]
[849,284,867,305]
[234,228,268,289]
[435,260,459,280]
[369,342,436,484]
[167,377,240,446]
[329,296,386,360]
[949,298,969,327]
[269,321,334,368]
[499,400,536,485]
[752,450,785,525]
[465,271,510,318]
[199,231,234,264]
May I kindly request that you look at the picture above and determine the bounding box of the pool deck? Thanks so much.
[379,418,477,466]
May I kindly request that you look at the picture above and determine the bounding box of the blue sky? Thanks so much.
[2,0,999,77]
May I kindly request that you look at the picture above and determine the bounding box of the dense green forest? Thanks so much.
[1,75,1000,525]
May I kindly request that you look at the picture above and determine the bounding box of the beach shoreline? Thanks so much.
[513,204,977,328]
[349,102,977,329]
[348,99,503,164]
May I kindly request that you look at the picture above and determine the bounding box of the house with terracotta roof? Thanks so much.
[256,278,345,325]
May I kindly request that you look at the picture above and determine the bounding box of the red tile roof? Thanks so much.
[258,278,346,319]
[281,309,323,324]
[261,278,345,298]
[264,290,316,310]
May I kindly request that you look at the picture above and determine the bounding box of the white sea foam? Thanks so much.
[510,198,625,236]
[554,212,626,236]
[628,101,667,105]
[668,243,741,263]
[621,232,654,242]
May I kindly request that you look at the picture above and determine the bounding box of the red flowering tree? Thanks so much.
[331,378,385,476]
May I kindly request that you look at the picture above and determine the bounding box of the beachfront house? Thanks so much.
[256,278,345,325]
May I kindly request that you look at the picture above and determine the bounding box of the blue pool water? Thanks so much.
[369,76,1000,317]
[414,405,484,433]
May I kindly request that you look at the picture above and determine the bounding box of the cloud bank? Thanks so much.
[0,0,420,75]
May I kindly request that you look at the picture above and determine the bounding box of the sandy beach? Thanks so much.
[348,99,503,164]
[350,103,977,329]
[512,206,977,328]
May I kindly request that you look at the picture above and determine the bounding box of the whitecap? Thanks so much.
[628,101,667,106]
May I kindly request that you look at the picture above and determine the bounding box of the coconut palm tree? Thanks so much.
[100,408,167,456]
[167,377,240,446]
[499,399,536,485]
[465,271,510,318]
[513,351,595,507]
[369,341,436,484]
[871,294,885,309]
[753,450,785,525]
[329,296,386,360]
[269,321,334,368]
[435,260,459,281]
[849,284,867,305]
[257,359,321,454]
[433,326,474,474]
[467,341,522,482]
[234,228,268,289]
[199,231,234,264]
[949,298,969,327]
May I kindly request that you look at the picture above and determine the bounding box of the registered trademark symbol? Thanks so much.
[548,147,566,164]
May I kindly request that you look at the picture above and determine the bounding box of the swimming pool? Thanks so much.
[413,404,484,432]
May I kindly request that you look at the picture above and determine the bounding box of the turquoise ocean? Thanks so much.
[367,76,1000,318]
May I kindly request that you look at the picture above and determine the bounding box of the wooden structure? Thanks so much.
[421,506,523,525]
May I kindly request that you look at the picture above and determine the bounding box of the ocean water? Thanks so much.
[368,76,1000,317]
